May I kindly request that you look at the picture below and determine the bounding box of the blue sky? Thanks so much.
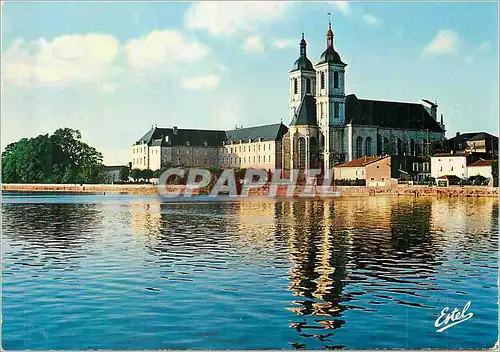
[2,1,498,165]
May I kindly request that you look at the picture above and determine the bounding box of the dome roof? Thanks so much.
[317,46,346,66]
[291,55,315,72]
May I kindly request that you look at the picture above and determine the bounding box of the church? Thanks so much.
[281,21,446,175]
[131,22,446,174]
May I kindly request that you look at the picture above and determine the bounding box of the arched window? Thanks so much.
[310,137,318,168]
[334,102,340,119]
[320,72,325,89]
[410,139,415,156]
[320,103,324,118]
[334,71,339,88]
[293,78,298,94]
[306,78,311,94]
[356,136,363,158]
[298,137,306,169]
[365,137,372,156]
[397,138,403,155]
[383,137,390,155]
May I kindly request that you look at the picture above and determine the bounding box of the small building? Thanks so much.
[430,154,467,179]
[103,165,126,184]
[391,155,431,182]
[467,159,495,179]
[333,156,394,186]
[436,175,462,187]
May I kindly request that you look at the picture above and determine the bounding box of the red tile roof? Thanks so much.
[468,160,495,167]
[335,156,388,168]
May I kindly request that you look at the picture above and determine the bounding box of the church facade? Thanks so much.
[131,22,446,174]
[282,22,446,176]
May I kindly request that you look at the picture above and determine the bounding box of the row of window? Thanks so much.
[133,146,147,154]
[292,71,341,95]
[227,143,272,154]
[355,136,430,158]
[222,155,272,164]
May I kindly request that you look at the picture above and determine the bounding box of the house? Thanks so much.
[445,132,498,159]
[436,175,462,187]
[430,154,467,180]
[391,155,431,182]
[333,156,394,186]
[467,159,495,179]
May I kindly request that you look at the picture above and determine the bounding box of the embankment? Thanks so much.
[2,183,498,197]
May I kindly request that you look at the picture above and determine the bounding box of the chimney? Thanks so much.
[456,132,460,137]
[173,126,178,135]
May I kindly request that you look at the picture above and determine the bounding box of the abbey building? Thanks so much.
[131,22,446,173]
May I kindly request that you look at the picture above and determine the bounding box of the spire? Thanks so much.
[299,32,307,57]
[326,12,334,48]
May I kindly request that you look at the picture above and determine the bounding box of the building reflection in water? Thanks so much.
[127,196,497,349]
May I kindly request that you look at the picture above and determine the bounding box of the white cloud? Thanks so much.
[362,13,380,26]
[185,2,292,36]
[3,34,119,86]
[101,82,116,92]
[330,1,351,16]
[242,35,265,53]
[181,74,220,90]
[465,40,491,63]
[422,29,460,56]
[125,30,210,68]
[273,39,292,49]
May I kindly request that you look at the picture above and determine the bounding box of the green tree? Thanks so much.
[142,169,154,182]
[492,160,498,187]
[2,128,104,184]
[130,168,142,182]
[119,166,130,182]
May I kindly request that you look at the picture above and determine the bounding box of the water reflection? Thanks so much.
[3,194,496,349]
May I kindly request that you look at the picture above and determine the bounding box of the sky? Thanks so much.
[2,1,499,165]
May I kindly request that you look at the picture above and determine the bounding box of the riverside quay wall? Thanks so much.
[2,183,498,198]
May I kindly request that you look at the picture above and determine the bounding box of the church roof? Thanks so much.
[225,123,288,143]
[344,94,444,132]
[317,46,346,66]
[290,94,317,126]
[291,56,315,72]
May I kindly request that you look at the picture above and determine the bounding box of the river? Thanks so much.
[1,193,498,349]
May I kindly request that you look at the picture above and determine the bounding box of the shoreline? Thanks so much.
[2,183,498,198]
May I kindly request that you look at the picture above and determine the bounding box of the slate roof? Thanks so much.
[344,94,444,132]
[451,132,498,142]
[317,46,346,66]
[290,94,317,126]
[135,127,226,147]
[225,123,288,143]
[335,156,388,168]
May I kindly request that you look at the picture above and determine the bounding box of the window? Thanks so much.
[293,78,298,94]
[451,166,454,171]
[186,141,190,146]
[334,103,340,119]
[253,145,255,152]
[333,71,339,88]
[365,137,372,156]
[376,165,380,169]
[320,103,324,118]
[413,163,418,172]
[306,78,311,93]
[244,146,246,152]
[371,178,375,181]
[253,156,255,163]
[298,137,306,168]
[244,157,246,163]
[320,72,325,89]
[423,163,430,172]
[178,158,181,165]
[258,156,260,162]
[355,136,363,158]
[258,145,260,151]
[177,149,180,154]
[382,178,385,181]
